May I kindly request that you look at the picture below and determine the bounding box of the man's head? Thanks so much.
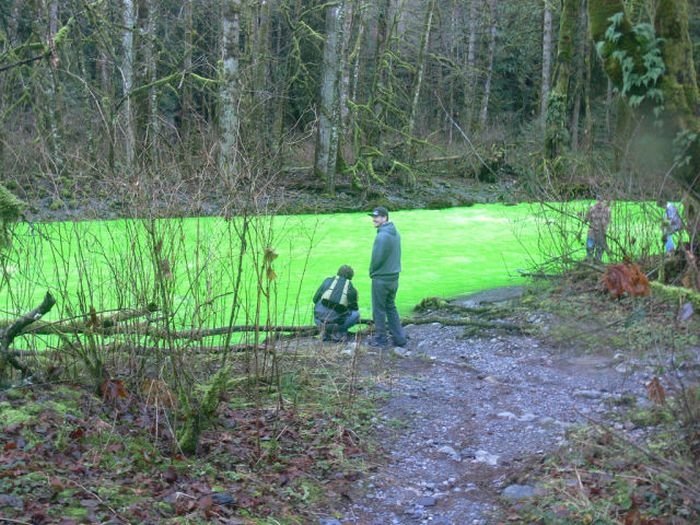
[337,265,354,280]
[368,206,389,227]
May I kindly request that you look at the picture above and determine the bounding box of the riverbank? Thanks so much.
[329,279,700,524]
[21,172,521,223]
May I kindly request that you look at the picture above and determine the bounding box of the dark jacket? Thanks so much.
[313,276,359,314]
[369,222,401,279]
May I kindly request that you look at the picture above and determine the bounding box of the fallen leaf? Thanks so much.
[163,466,178,484]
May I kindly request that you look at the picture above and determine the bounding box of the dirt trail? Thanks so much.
[330,290,654,525]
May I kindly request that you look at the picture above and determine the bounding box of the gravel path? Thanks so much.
[331,297,657,525]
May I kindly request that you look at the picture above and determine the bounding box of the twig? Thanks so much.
[68,479,130,524]
[0,518,33,524]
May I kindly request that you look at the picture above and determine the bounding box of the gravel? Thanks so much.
[333,320,658,525]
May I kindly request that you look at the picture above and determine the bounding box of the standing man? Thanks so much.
[585,199,610,262]
[367,206,407,348]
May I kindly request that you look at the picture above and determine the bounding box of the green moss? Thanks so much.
[62,506,89,520]
[629,407,674,427]
[0,403,32,425]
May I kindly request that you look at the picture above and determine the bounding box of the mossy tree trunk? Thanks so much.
[545,0,580,158]
[540,1,554,121]
[314,0,347,195]
[588,0,700,247]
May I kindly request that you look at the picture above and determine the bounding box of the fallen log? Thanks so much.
[6,317,371,340]
[650,281,700,309]
[0,305,157,334]
[0,292,56,376]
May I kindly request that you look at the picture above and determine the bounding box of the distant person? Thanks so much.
[585,200,610,262]
[367,206,407,349]
[660,201,682,253]
[313,265,360,342]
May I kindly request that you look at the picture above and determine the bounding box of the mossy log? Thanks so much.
[650,281,700,309]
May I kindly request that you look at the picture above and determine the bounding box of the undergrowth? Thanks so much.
[500,275,700,525]
[0,338,375,524]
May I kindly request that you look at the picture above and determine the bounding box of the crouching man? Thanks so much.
[313,265,360,342]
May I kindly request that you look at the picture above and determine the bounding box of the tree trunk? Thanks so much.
[45,0,64,177]
[314,0,346,194]
[545,0,579,157]
[406,0,436,150]
[348,0,366,160]
[569,0,589,152]
[479,0,498,128]
[464,0,479,132]
[582,3,594,152]
[121,0,136,172]
[218,0,241,178]
[540,0,553,121]
[365,0,393,150]
[145,0,159,160]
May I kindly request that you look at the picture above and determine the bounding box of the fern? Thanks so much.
[602,14,665,109]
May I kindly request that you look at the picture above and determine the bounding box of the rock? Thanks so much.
[393,347,410,357]
[574,389,603,399]
[437,445,461,461]
[211,492,236,506]
[319,519,342,525]
[415,495,437,507]
[473,450,499,465]
[501,484,536,501]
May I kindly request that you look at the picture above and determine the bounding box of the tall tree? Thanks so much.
[121,0,136,172]
[314,0,347,194]
[479,0,498,127]
[218,0,242,177]
[545,0,579,157]
[540,0,554,121]
[406,0,436,150]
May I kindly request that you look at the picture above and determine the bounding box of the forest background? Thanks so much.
[0,0,698,224]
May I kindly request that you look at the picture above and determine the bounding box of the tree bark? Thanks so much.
[407,0,437,148]
[545,0,579,157]
[0,292,56,376]
[218,0,242,178]
[540,0,553,121]
[44,0,64,177]
[464,0,479,132]
[121,0,136,171]
[479,0,498,127]
[314,0,346,194]
[145,0,159,158]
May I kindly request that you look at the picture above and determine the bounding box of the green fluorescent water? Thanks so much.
[2,205,542,328]
[300,205,538,319]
